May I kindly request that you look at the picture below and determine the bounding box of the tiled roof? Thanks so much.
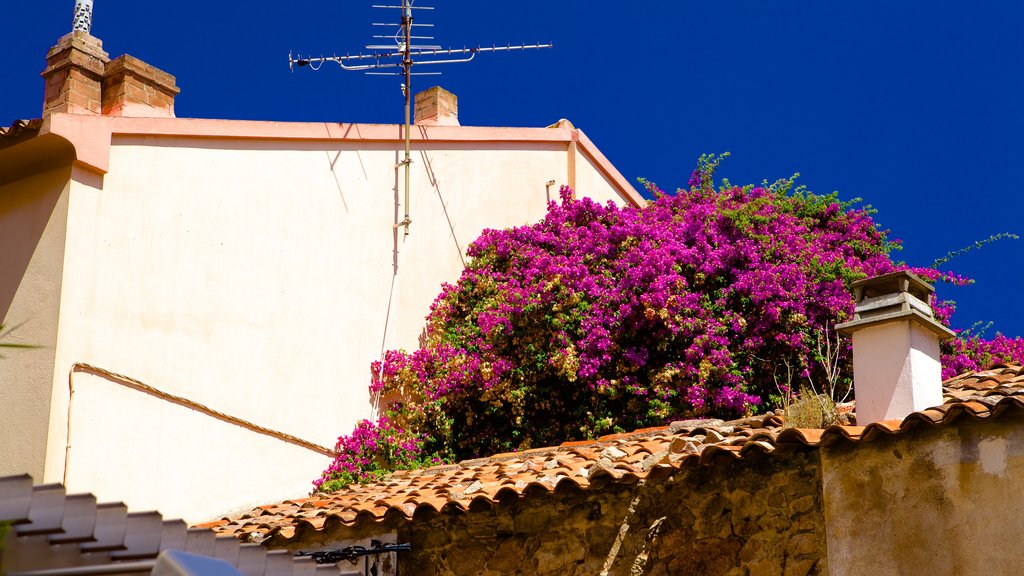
[0,118,42,146]
[0,474,337,574]
[204,363,1024,545]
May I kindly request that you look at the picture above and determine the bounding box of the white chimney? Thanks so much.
[836,271,955,425]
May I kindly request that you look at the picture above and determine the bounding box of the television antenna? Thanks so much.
[289,1,551,236]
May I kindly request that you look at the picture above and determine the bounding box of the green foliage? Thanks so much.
[0,520,10,559]
[0,323,37,358]
[932,232,1019,269]
[783,387,839,429]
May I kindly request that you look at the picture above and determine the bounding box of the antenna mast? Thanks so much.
[290,1,551,236]
[72,0,94,33]
[400,0,413,235]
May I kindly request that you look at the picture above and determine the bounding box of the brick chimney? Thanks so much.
[41,1,179,118]
[41,31,109,116]
[101,55,179,118]
[836,271,955,425]
[414,86,459,126]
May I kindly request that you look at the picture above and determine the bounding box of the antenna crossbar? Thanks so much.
[290,43,552,70]
[413,43,553,56]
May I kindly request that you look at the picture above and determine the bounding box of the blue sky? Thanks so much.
[2,1,1021,337]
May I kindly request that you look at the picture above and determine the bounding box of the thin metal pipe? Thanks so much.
[63,372,74,486]
[413,54,475,66]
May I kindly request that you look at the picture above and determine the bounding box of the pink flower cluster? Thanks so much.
[942,333,1024,380]
[314,158,1024,492]
[313,416,425,492]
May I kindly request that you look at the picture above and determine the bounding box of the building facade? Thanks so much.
[0,29,642,522]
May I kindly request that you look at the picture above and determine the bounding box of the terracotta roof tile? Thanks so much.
[0,119,43,147]
[206,363,1024,544]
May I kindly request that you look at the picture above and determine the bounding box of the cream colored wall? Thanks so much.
[0,166,71,479]
[822,421,1024,575]
[41,136,625,522]
[61,368,329,522]
[574,147,636,207]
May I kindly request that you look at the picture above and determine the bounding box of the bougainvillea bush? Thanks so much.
[315,156,1024,492]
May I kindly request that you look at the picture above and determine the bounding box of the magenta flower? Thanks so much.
[315,155,1024,492]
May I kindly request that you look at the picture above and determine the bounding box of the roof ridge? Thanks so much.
[207,391,1024,544]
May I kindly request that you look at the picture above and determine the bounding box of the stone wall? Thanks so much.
[265,413,1024,575]
[396,451,826,576]
[283,451,828,575]
[822,419,1024,576]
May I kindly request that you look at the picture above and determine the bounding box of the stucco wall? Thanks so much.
[58,368,331,524]
[293,453,827,576]
[0,165,71,479]
[36,134,628,521]
[822,420,1024,576]
[574,147,629,207]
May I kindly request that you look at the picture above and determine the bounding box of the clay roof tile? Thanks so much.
[202,363,1024,544]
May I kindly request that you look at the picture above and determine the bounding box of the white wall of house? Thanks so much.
[0,117,639,522]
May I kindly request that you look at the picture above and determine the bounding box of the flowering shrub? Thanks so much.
[314,155,1024,491]
[942,334,1024,380]
[315,416,433,493]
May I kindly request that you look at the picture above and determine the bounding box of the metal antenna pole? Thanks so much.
[288,2,551,239]
[399,0,413,236]
[72,0,94,33]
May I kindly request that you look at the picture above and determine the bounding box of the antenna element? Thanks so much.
[290,0,552,237]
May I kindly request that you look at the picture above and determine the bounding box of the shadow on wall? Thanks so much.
[0,166,71,322]
[325,150,351,214]
[419,149,466,269]
[0,164,73,478]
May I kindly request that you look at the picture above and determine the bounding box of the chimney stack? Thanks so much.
[41,31,109,116]
[414,86,459,126]
[41,2,179,118]
[837,271,955,425]
[101,56,179,118]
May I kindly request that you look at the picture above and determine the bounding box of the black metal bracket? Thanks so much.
[296,540,412,566]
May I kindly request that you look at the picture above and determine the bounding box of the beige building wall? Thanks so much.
[0,165,72,479]
[21,122,637,522]
[574,147,622,206]
[822,420,1024,575]
[59,367,331,521]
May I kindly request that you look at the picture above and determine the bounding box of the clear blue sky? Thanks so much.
[2,1,1021,337]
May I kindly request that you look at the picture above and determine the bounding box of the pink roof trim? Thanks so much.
[38,114,643,207]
